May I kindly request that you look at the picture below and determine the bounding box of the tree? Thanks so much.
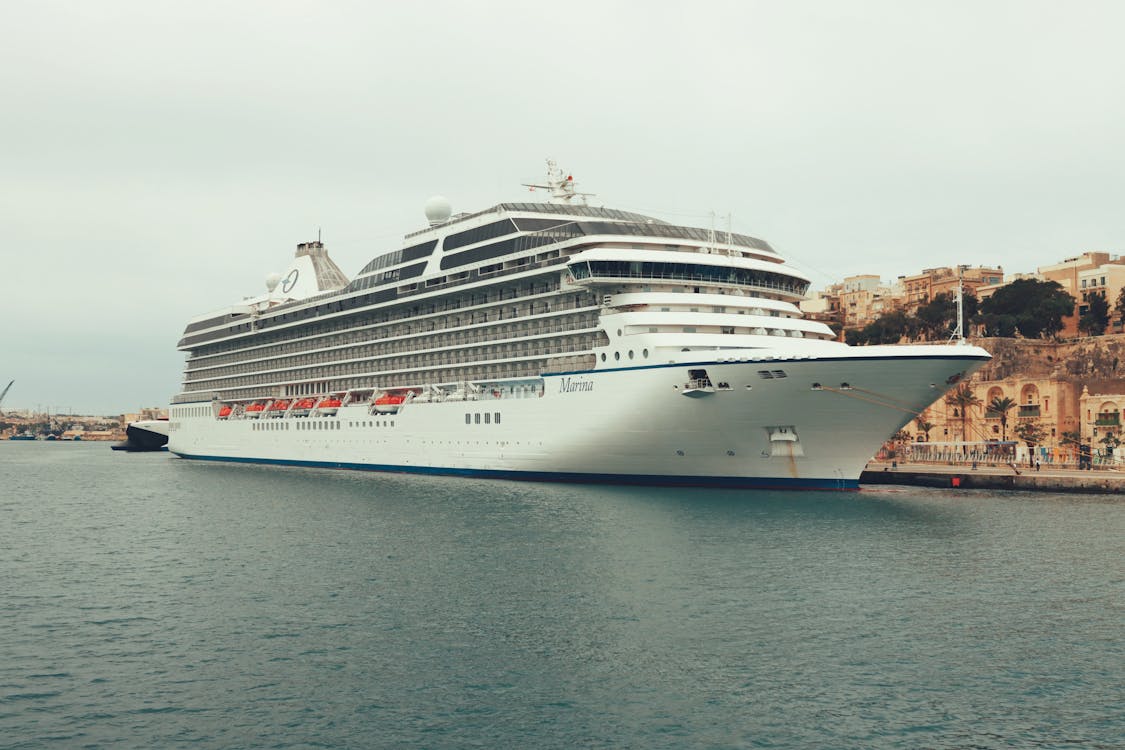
[914,417,935,442]
[1115,286,1125,327]
[1014,420,1045,447]
[945,384,982,444]
[1059,430,1082,461]
[845,310,917,345]
[1098,431,1120,458]
[976,278,1076,338]
[987,396,1017,441]
[1079,292,1110,337]
[915,292,979,341]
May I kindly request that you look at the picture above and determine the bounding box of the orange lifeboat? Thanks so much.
[316,396,342,416]
[267,399,290,417]
[291,397,316,416]
[373,393,407,413]
[245,403,266,418]
[217,405,232,419]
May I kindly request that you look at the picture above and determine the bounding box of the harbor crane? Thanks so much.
[0,380,11,415]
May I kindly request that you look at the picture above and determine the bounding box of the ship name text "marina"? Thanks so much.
[558,377,595,394]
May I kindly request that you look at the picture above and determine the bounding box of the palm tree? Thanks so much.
[987,396,1017,441]
[945,384,982,445]
[914,417,935,442]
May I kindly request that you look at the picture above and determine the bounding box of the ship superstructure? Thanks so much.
[169,162,990,488]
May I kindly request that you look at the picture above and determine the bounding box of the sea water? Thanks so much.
[1,442,1121,749]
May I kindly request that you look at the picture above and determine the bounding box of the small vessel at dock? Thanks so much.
[111,419,170,452]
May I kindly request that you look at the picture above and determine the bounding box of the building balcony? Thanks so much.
[1018,405,1041,418]
[1094,415,1120,426]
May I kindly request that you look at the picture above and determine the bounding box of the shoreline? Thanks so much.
[861,460,1124,494]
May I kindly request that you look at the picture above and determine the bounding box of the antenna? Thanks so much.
[522,159,595,205]
[950,265,967,344]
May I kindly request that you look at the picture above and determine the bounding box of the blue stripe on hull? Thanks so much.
[169,452,859,491]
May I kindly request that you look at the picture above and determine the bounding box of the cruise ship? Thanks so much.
[168,162,990,489]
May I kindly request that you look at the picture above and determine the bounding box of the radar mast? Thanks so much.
[522,159,595,205]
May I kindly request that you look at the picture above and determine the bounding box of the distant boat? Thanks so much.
[8,434,37,441]
[110,419,169,452]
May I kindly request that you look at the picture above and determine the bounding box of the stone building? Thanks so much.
[900,266,1003,311]
[801,274,901,335]
[1078,384,1125,458]
[1034,252,1125,337]
[902,336,1125,463]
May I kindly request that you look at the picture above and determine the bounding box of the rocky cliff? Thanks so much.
[972,335,1125,383]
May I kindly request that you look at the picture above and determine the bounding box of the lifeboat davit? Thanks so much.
[291,397,316,416]
[217,405,232,419]
[317,397,342,416]
[245,403,266,418]
[267,400,290,417]
[373,393,407,413]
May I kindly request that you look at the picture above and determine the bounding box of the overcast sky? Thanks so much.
[3,1,1124,415]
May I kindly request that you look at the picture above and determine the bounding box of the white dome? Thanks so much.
[424,195,452,225]
[265,272,282,292]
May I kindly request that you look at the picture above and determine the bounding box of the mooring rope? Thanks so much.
[817,386,925,416]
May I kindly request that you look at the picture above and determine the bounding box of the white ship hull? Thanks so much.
[169,345,988,489]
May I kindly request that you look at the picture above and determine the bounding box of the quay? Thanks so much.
[862,460,1124,495]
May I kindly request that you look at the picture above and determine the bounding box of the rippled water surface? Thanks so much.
[1,442,1122,748]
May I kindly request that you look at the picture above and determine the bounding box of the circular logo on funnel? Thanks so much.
[281,269,299,293]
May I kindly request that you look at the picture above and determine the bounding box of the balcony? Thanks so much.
[1018,405,1041,418]
[1095,414,1120,426]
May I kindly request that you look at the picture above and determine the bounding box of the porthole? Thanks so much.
[617,329,622,336]
[628,350,634,359]
[600,353,607,362]
[643,349,649,358]
[614,351,621,361]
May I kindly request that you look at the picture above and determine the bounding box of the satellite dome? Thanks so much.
[424,195,452,226]
[265,272,282,292]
